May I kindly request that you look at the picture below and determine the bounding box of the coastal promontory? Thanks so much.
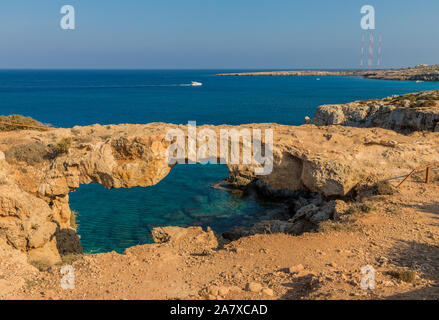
[217,64,439,82]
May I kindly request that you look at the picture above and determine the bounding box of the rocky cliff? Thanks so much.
[1,122,439,265]
[307,90,439,132]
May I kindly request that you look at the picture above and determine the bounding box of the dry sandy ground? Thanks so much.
[7,178,439,300]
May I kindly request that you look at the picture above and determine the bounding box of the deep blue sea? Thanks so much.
[1,70,438,253]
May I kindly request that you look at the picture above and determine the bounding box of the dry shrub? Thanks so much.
[374,181,395,195]
[387,269,417,283]
[347,202,374,215]
[4,142,48,165]
[0,115,46,131]
[29,259,52,272]
[318,220,358,233]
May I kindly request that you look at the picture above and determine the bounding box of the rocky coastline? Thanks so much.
[306,90,439,132]
[1,90,439,299]
[217,64,439,82]
[1,119,438,262]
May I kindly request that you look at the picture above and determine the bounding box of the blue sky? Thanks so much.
[0,0,438,69]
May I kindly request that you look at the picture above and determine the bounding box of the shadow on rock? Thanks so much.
[382,240,439,300]
[279,274,321,300]
[55,228,83,256]
[400,200,439,224]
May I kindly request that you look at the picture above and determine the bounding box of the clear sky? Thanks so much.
[0,0,438,69]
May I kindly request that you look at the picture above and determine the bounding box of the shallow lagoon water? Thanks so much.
[70,164,277,253]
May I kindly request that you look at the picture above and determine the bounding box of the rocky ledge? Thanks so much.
[217,64,439,82]
[306,90,439,133]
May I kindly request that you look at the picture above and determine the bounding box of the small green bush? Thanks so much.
[55,137,72,154]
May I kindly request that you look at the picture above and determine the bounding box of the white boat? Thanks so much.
[191,81,203,86]
[416,80,424,83]
[316,78,321,81]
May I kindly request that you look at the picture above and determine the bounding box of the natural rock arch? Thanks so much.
[1,122,438,264]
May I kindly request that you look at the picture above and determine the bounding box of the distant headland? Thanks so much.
[217,64,439,82]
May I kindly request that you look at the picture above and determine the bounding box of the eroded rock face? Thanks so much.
[0,185,60,265]
[0,239,38,298]
[1,123,439,263]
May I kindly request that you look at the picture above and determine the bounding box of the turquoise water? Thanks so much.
[1,70,438,253]
[71,164,277,253]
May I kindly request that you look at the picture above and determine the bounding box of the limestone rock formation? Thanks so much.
[307,90,439,132]
[1,122,439,265]
[222,199,343,241]
[0,239,39,298]
[151,226,225,250]
[217,64,439,82]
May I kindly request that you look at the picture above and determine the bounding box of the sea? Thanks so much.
[1,69,438,253]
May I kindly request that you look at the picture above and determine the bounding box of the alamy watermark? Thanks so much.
[360,5,375,30]
[165,122,274,175]
[60,5,75,30]
[60,265,75,290]
[361,265,375,290]
[360,5,382,69]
